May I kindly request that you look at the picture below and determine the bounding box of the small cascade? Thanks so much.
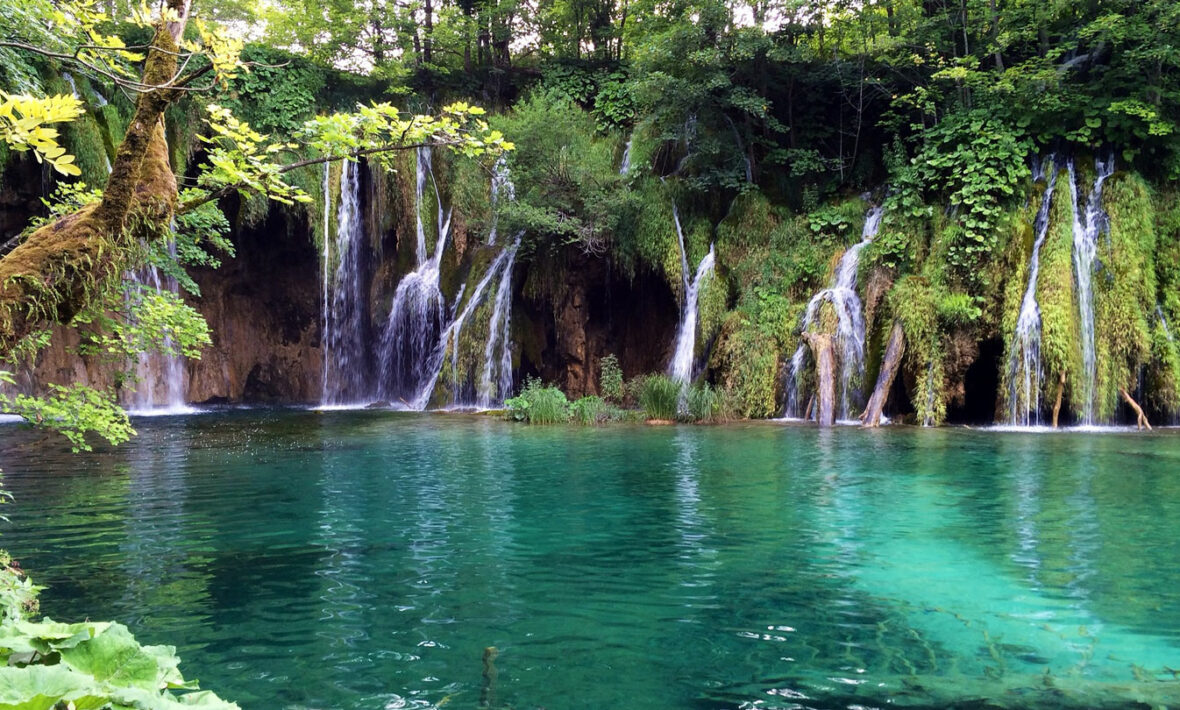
[619,136,633,175]
[125,239,190,414]
[487,156,515,246]
[1006,155,1059,426]
[1158,305,1174,345]
[1068,154,1115,425]
[784,204,885,420]
[667,204,715,385]
[412,237,522,410]
[321,160,371,405]
[477,234,522,407]
[378,147,453,404]
[62,72,79,98]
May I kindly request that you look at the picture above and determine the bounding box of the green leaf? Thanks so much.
[59,623,176,690]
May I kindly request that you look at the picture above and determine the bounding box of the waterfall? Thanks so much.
[477,235,522,407]
[321,160,371,405]
[619,136,633,175]
[62,72,79,97]
[784,204,885,420]
[667,204,715,385]
[1068,154,1115,425]
[125,238,190,414]
[319,162,331,401]
[378,147,453,404]
[1158,305,1175,345]
[1005,155,1059,426]
[410,237,522,410]
[487,156,515,246]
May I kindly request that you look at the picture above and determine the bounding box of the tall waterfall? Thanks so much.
[784,204,885,420]
[667,204,715,385]
[1005,155,1059,426]
[378,147,453,404]
[477,236,521,407]
[1068,154,1115,425]
[125,240,190,414]
[321,160,371,405]
[411,236,522,409]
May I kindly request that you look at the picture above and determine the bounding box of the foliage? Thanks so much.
[504,377,570,424]
[598,353,623,403]
[0,92,84,175]
[685,382,719,422]
[494,90,631,256]
[893,111,1029,289]
[0,559,238,710]
[635,373,680,421]
[570,395,623,425]
[0,371,133,452]
[218,45,326,138]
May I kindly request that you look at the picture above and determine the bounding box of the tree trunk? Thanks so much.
[1051,371,1066,428]
[423,0,434,64]
[1120,388,1152,431]
[803,332,836,426]
[0,1,188,356]
[861,320,904,427]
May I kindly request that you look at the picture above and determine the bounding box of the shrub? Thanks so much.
[599,353,624,403]
[570,395,623,425]
[686,383,720,422]
[637,374,681,420]
[504,377,570,424]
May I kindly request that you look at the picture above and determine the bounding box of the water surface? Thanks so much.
[2,412,1179,709]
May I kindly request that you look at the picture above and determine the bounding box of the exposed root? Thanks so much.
[1119,387,1152,430]
[1052,371,1066,428]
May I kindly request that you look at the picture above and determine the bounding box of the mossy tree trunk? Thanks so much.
[862,319,905,427]
[803,331,836,426]
[0,0,190,357]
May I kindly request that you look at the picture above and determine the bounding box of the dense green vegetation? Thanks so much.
[0,1,1177,707]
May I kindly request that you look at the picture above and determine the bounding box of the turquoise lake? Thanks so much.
[2,411,1180,709]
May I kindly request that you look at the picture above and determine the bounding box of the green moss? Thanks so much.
[1150,189,1180,416]
[41,74,109,188]
[1034,171,1081,413]
[696,267,728,359]
[1093,171,1155,420]
[887,276,946,425]
[710,301,793,419]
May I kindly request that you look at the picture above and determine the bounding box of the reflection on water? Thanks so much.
[2,413,1180,709]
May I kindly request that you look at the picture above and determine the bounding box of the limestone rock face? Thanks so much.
[186,207,322,404]
[22,202,323,406]
[517,251,679,399]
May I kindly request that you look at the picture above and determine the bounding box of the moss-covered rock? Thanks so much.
[1035,170,1082,417]
[1093,171,1155,421]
